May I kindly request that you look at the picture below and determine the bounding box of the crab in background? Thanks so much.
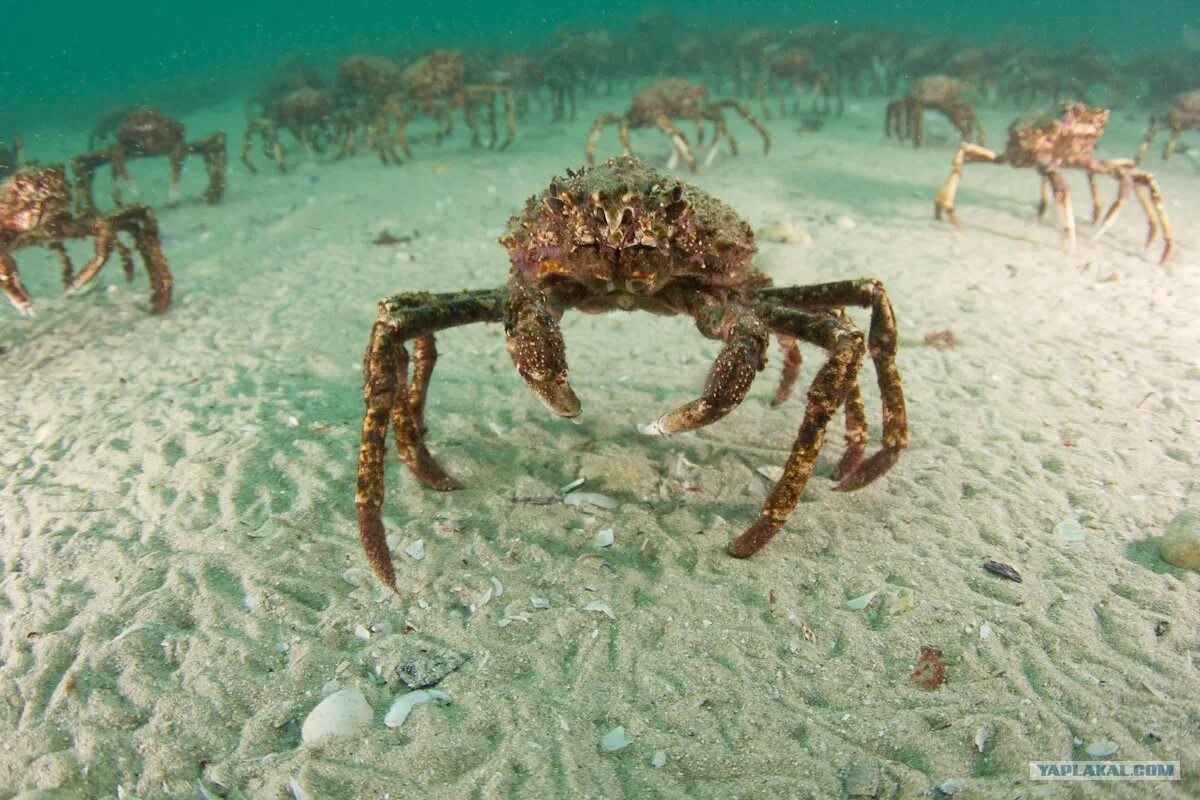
[399,50,517,150]
[354,156,907,593]
[586,79,770,172]
[0,165,172,316]
[242,87,372,173]
[1136,89,1200,162]
[934,102,1173,263]
[71,108,227,212]
[886,76,984,149]
[759,49,843,118]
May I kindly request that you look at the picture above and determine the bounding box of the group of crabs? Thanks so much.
[2,59,1198,593]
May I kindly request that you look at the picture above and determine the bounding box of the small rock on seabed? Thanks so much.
[1159,510,1200,570]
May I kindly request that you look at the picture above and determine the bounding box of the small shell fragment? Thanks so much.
[560,477,586,494]
[595,529,614,548]
[845,590,877,611]
[384,689,450,728]
[601,726,630,752]
[974,727,989,753]
[563,492,619,510]
[583,601,616,619]
[531,597,550,610]
[757,465,784,482]
[404,539,426,561]
[652,750,667,768]
[1085,741,1119,758]
[490,577,504,597]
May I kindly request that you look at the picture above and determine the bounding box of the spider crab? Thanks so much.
[354,156,907,593]
[72,108,227,212]
[1,166,172,316]
[934,102,1173,263]
[1136,89,1200,162]
[885,75,984,148]
[759,49,843,118]
[242,87,362,173]
[400,50,516,150]
[586,79,770,172]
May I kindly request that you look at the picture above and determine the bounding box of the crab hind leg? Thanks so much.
[726,308,865,557]
[357,290,505,593]
[653,114,696,172]
[1135,114,1160,163]
[585,113,625,165]
[0,251,33,315]
[106,205,173,313]
[188,132,227,203]
[706,100,770,155]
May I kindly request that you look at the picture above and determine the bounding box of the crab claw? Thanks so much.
[506,293,582,422]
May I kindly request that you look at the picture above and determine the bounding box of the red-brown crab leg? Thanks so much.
[356,289,505,593]
[757,279,907,491]
[585,113,626,165]
[704,100,771,156]
[1090,159,1174,264]
[654,114,696,172]
[0,251,33,315]
[188,132,227,203]
[504,282,583,420]
[638,303,767,436]
[726,308,865,557]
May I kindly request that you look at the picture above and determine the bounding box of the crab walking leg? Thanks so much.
[758,279,908,490]
[727,310,865,557]
[1086,170,1102,225]
[1105,171,1175,263]
[640,304,768,436]
[504,285,582,419]
[1135,115,1159,163]
[654,114,697,172]
[934,142,1002,227]
[190,133,227,203]
[585,114,625,165]
[109,150,137,207]
[0,251,33,315]
[108,206,173,313]
[168,142,186,200]
[64,221,117,293]
[357,290,505,593]
[48,242,74,287]
[1037,175,1051,221]
[1040,166,1076,251]
[770,334,802,406]
[70,154,106,214]
[705,100,771,155]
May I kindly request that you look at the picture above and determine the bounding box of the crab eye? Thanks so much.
[671,185,683,203]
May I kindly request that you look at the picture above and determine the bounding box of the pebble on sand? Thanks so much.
[301,688,373,746]
[1159,510,1200,570]
[601,726,630,751]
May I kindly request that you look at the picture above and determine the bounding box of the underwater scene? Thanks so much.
[1,1,1199,798]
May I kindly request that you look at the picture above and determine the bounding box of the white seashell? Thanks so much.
[583,601,616,620]
[595,529,614,548]
[845,590,877,611]
[563,492,619,510]
[601,726,630,751]
[560,478,586,494]
[301,689,373,746]
[979,623,993,641]
[287,777,307,800]
[354,625,371,640]
[974,727,989,753]
[1053,518,1086,542]
[487,421,506,436]
[531,597,550,609]
[404,539,426,560]
[384,689,450,728]
[479,587,493,607]
[757,465,784,482]
[652,750,667,768]
[1085,740,1119,758]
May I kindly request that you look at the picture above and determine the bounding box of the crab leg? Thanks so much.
[357,289,505,593]
[934,142,1002,227]
[585,113,625,165]
[106,206,173,314]
[504,284,582,420]
[168,141,186,201]
[1091,160,1174,263]
[1039,166,1076,252]
[705,100,770,155]
[639,303,768,436]
[727,309,865,557]
[757,279,907,490]
[188,132,227,203]
[654,114,696,172]
[63,221,118,293]
[0,251,33,315]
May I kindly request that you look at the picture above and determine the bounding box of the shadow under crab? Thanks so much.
[354,155,907,594]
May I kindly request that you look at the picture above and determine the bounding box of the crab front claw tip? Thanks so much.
[638,418,666,437]
[531,379,582,421]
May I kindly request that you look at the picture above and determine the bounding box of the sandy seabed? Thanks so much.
[1,89,1198,800]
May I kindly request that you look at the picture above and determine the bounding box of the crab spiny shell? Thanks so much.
[499,156,758,295]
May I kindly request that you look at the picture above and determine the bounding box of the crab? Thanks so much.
[354,155,907,593]
[0,165,172,316]
[398,50,516,150]
[1136,89,1200,162]
[242,87,372,173]
[71,108,227,212]
[760,49,844,118]
[885,75,985,149]
[586,79,770,172]
[0,137,23,180]
[934,102,1173,263]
